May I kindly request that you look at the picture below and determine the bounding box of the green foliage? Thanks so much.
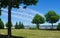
[0,18,4,29]
[29,27,36,30]
[19,22,24,29]
[45,10,59,29]
[15,22,24,29]
[1,0,38,8]
[23,0,38,6]
[45,11,59,23]
[5,22,13,27]
[0,0,7,8]
[29,27,37,30]
[32,14,45,29]
[57,23,60,30]
[15,22,18,29]
[32,14,45,24]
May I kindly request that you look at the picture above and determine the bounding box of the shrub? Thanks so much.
[57,23,60,30]
[29,26,37,30]
[0,19,4,29]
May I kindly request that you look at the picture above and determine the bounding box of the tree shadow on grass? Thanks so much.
[0,34,24,38]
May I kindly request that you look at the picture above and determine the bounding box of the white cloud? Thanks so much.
[2,8,34,18]
[1,6,46,25]
[2,6,44,18]
[2,12,31,21]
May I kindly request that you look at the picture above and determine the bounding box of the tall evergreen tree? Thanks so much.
[19,22,22,29]
[15,22,18,29]
[19,22,24,29]
[21,22,24,29]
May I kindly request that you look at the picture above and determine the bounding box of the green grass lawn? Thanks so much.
[0,29,60,38]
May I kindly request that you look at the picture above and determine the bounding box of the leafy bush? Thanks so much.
[57,23,60,30]
[0,18,4,29]
[29,26,37,30]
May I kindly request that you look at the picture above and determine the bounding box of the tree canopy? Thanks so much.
[45,11,59,23]
[32,14,45,24]
[1,0,38,8]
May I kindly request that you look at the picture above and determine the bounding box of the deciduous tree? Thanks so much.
[32,14,45,29]
[45,11,59,29]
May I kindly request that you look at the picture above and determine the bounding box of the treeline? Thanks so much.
[32,10,60,30]
[0,19,24,29]
[15,22,24,29]
[0,10,60,30]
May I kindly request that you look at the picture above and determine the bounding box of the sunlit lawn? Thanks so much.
[0,29,60,38]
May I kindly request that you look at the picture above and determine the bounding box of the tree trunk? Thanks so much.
[51,23,53,30]
[8,6,12,38]
[37,24,39,30]
[8,0,12,38]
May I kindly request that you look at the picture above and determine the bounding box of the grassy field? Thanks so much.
[0,29,60,38]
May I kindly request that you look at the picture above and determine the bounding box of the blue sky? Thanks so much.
[1,0,60,26]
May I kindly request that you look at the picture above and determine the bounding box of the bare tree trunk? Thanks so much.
[8,0,12,38]
[0,5,1,16]
[51,23,53,30]
[37,24,39,30]
[8,6,12,38]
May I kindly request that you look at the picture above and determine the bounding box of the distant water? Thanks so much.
[24,25,57,29]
